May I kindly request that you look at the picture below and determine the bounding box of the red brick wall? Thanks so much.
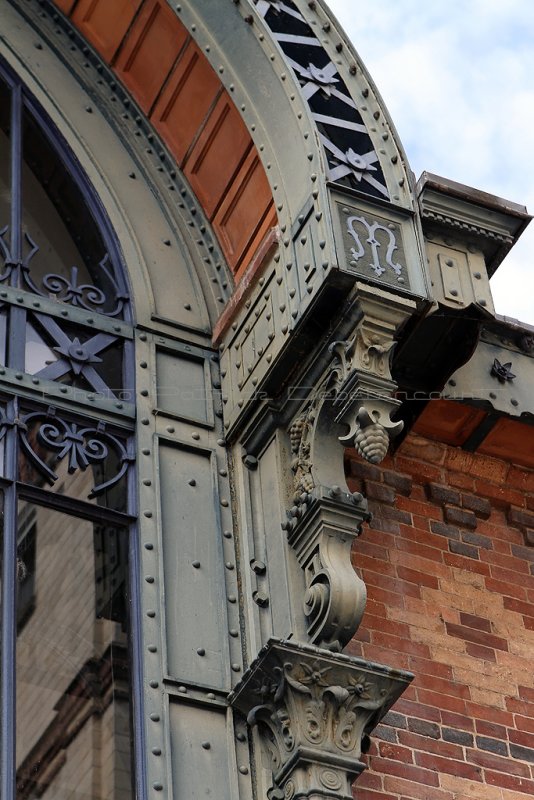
[346,432,534,799]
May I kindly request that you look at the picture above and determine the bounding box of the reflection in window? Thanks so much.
[0,60,136,800]
[16,503,131,800]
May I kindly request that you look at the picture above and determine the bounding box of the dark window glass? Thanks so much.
[16,503,131,800]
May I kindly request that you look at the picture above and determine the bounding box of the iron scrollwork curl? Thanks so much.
[19,409,133,497]
[0,227,128,318]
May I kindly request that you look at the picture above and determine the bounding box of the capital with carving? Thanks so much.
[230,639,413,800]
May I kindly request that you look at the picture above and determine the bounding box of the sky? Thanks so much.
[327,0,534,325]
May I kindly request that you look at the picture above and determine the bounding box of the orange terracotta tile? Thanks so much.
[152,39,221,165]
[413,399,486,446]
[213,149,274,272]
[183,92,251,219]
[115,0,188,112]
[72,0,142,63]
[233,204,277,282]
[477,418,534,469]
[52,0,76,13]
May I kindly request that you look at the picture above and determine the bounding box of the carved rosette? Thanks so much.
[230,639,413,800]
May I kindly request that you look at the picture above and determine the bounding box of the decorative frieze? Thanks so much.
[230,639,413,800]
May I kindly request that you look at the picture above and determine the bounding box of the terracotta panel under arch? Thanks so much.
[477,417,534,469]
[114,0,188,112]
[72,0,143,63]
[152,39,221,166]
[183,93,251,220]
[412,399,486,446]
[214,149,275,274]
[53,0,76,12]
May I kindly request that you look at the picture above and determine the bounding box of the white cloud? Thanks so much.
[327,0,534,323]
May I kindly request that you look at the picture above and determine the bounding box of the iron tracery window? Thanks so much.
[0,62,137,800]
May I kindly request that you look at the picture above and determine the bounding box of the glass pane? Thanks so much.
[24,315,124,398]
[21,106,126,317]
[16,502,132,799]
[0,76,11,276]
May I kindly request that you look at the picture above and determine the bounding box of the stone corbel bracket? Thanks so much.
[229,638,413,800]
[283,487,371,652]
[281,283,416,650]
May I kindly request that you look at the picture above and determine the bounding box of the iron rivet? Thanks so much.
[511,398,519,407]
[15,373,23,380]
[232,664,241,672]
[189,478,196,486]
[147,610,156,618]
[140,360,147,368]
[178,686,187,693]
[153,783,163,791]
[192,560,201,568]
[239,766,249,774]
[142,448,151,455]
[144,543,154,550]
[192,432,200,440]
[229,629,239,638]
[197,648,205,656]
[140,389,149,397]
[148,645,157,653]
[202,741,211,750]
[236,732,246,742]
[224,531,232,539]
[145,576,155,583]
[152,747,161,756]
[221,499,229,507]
[128,172,136,179]
[150,713,160,722]
[225,562,234,570]
[144,510,153,518]
[228,595,237,603]
[141,418,150,425]
[489,392,497,400]
[166,426,175,433]
[139,333,148,341]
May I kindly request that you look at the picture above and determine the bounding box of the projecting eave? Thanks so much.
[412,315,534,469]
[417,172,532,276]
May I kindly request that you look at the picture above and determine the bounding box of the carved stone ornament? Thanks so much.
[283,285,416,651]
[229,639,413,800]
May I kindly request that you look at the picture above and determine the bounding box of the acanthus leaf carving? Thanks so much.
[229,639,414,800]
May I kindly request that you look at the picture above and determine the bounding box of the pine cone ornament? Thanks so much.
[354,422,389,464]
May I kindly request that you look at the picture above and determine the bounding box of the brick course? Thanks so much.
[346,431,534,800]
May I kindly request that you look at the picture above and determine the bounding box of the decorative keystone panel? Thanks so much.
[229,639,413,800]
[330,191,429,298]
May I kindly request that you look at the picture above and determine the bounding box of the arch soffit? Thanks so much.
[48,0,416,282]
[0,0,241,339]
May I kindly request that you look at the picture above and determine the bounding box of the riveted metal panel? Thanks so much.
[169,702,234,799]
[155,349,212,425]
[158,440,230,690]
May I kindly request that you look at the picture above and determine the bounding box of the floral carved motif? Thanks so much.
[230,639,413,800]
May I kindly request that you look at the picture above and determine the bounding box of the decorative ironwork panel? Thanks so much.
[255,0,389,199]
[18,406,132,508]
